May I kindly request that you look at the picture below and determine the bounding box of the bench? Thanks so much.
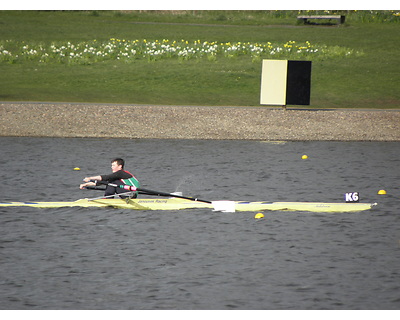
[297,15,346,25]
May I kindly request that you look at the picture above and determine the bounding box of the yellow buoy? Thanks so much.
[378,189,387,195]
[302,155,308,160]
[73,167,81,171]
[255,213,264,219]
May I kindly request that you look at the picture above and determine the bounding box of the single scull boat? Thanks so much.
[1,182,377,212]
[0,198,377,212]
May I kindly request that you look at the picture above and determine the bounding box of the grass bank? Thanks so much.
[0,10,399,108]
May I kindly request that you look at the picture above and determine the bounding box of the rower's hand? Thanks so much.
[83,177,91,183]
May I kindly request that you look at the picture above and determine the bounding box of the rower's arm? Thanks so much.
[80,181,96,189]
[80,175,102,189]
[83,175,102,183]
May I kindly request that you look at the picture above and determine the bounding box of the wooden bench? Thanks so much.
[297,15,346,25]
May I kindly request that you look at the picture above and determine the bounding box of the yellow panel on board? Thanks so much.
[260,60,288,106]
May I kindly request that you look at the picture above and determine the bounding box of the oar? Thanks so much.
[92,180,211,203]
[85,185,156,196]
[89,180,235,212]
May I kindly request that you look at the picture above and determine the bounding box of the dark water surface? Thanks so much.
[0,137,399,310]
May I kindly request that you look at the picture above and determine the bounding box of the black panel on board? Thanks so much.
[286,60,312,105]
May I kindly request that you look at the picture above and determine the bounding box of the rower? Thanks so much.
[79,158,140,199]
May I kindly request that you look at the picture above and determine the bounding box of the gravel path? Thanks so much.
[1,102,399,141]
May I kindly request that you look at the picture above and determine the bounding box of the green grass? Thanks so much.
[0,10,399,108]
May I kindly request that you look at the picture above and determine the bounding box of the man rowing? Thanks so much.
[79,158,140,199]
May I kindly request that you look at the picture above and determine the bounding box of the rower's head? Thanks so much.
[111,158,125,172]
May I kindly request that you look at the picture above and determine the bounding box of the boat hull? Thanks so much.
[0,198,377,212]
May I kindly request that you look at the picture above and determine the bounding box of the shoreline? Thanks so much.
[1,102,399,141]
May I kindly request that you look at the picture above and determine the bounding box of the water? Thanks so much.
[0,137,399,309]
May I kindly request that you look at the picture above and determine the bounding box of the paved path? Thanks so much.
[1,102,399,141]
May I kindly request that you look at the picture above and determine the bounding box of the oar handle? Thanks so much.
[91,180,134,191]
[85,186,106,191]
